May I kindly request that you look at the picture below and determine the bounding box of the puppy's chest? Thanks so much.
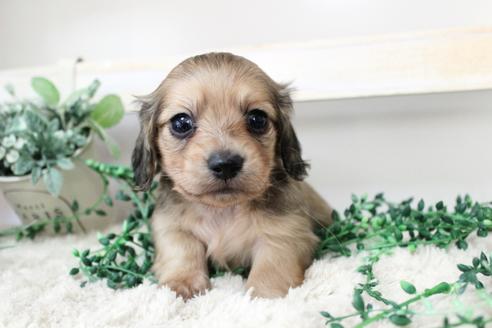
[189,207,257,267]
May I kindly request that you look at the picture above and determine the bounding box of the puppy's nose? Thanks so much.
[207,151,244,180]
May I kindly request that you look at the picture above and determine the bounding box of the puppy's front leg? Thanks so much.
[246,235,316,298]
[152,229,210,300]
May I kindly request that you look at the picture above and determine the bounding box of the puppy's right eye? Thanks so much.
[170,113,195,138]
[247,109,268,134]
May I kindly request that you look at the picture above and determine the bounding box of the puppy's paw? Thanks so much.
[164,273,210,300]
[246,270,304,299]
[246,282,288,299]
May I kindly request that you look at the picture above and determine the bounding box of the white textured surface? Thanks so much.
[1,225,492,328]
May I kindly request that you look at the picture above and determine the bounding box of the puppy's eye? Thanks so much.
[170,113,195,138]
[247,109,268,134]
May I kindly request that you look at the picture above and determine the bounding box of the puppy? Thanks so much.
[132,52,332,299]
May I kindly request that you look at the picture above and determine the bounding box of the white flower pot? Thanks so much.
[0,136,110,233]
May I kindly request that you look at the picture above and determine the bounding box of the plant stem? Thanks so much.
[355,283,453,328]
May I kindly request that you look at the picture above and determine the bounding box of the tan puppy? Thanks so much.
[132,52,332,299]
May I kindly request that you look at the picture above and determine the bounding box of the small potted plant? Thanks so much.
[0,77,124,233]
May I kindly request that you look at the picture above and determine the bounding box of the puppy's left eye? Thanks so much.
[170,113,195,138]
[247,109,268,134]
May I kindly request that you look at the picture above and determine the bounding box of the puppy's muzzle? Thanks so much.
[207,151,244,180]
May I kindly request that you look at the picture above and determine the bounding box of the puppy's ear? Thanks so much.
[276,85,309,180]
[132,94,161,191]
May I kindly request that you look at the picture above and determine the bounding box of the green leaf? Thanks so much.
[389,314,412,326]
[107,279,118,289]
[57,158,74,170]
[107,250,117,261]
[331,323,344,328]
[352,289,365,312]
[457,264,472,272]
[13,157,33,175]
[116,190,131,201]
[64,80,100,107]
[477,228,488,237]
[95,209,107,216]
[417,199,425,211]
[31,166,42,185]
[357,265,371,274]
[31,77,60,106]
[53,220,61,233]
[86,79,101,98]
[43,167,63,196]
[425,282,451,296]
[103,195,113,207]
[351,194,359,203]
[90,95,124,128]
[66,221,73,233]
[69,268,79,275]
[400,280,417,294]
[81,257,92,266]
[456,240,468,250]
[71,200,79,212]
[320,311,332,319]
[99,237,110,246]
[441,215,454,224]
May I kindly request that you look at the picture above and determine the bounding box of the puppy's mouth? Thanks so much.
[182,185,242,197]
[174,177,270,207]
[207,187,238,195]
[194,186,244,197]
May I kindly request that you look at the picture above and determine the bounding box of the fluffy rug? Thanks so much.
[1,225,491,328]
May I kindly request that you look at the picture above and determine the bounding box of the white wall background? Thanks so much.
[1,0,492,69]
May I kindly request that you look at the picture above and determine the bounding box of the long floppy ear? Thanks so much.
[275,85,309,180]
[131,94,161,191]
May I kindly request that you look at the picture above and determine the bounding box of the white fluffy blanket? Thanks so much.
[1,226,491,328]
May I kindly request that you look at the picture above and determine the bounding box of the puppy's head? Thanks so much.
[132,52,308,207]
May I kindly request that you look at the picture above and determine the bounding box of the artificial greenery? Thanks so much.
[1,161,491,327]
[0,78,124,196]
[321,249,492,328]
[70,160,157,288]
[317,194,492,327]
[315,193,492,258]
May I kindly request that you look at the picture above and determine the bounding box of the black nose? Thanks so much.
[207,151,244,180]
